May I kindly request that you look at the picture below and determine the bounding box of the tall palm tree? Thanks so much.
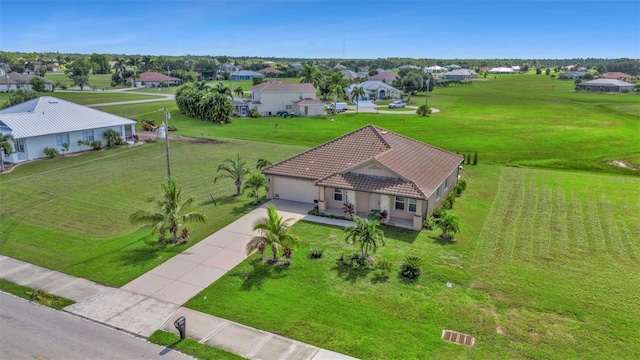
[127,56,141,87]
[112,57,127,85]
[129,180,206,244]
[328,72,347,112]
[436,212,461,240]
[214,82,232,98]
[350,86,366,114]
[246,205,301,261]
[344,216,385,259]
[0,132,14,172]
[242,173,268,205]
[299,63,321,88]
[214,154,251,196]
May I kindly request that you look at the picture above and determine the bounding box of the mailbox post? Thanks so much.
[174,316,186,340]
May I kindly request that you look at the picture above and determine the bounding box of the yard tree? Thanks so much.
[344,216,385,259]
[436,212,461,240]
[246,205,300,261]
[66,57,92,77]
[214,154,252,196]
[112,57,127,85]
[299,63,322,88]
[199,92,233,123]
[90,53,111,74]
[242,173,268,205]
[328,72,347,110]
[234,86,244,97]
[29,76,46,92]
[401,71,423,102]
[350,86,366,113]
[129,180,206,244]
[0,132,14,172]
[72,75,90,90]
[213,82,232,97]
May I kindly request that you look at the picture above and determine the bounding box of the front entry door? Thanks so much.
[370,193,380,210]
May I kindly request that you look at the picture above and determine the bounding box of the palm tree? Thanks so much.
[328,72,347,112]
[129,180,206,244]
[214,82,232,97]
[0,132,14,172]
[234,86,244,97]
[214,154,251,196]
[344,216,385,259]
[127,56,141,87]
[246,205,301,261]
[242,173,268,205]
[299,63,321,88]
[436,212,461,240]
[112,57,127,85]
[350,86,366,114]
[256,158,272,170]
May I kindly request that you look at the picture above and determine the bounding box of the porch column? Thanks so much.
[413,199,424,231]
[318,186,326,211]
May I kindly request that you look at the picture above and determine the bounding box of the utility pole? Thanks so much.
[164,107,171,186]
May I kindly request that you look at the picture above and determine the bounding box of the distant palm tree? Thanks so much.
[256,158,272,170]
[0,132,14,172]
[214,82,232,97]
[344,216,385,259]
[328,72,347,112]
[129,180,206,244]
[112,57,127,85]
[242,173,268,205]
[234,86,244,97]
[246,205,301,261]
[214,154,252,196]
[127,56,141,87]
[350,86,366,114]
[299,63,321,88]
[436,212,461,240]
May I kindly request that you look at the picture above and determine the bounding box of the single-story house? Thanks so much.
[333,63,348,71]
[424,65,445,73]
[290,63,304,70]
[399,64,420,71]
[0,72,54,92]
[560,71,590,80]
[231,70,265,81]
[221,63,240,73]
[369,71,398,83]
[576,79,635,92]
[345,81,401,101]
[602,72,633,83]
[0,96,136,164]
[487,67,515,74]
[262,125,464,230]
[132,72,183,88]
[444,64,462,70]
[257,67,283,76]
[340,69,361,81]
[443,69,478,80]
[479,66,491,72]
[242,81,321,116]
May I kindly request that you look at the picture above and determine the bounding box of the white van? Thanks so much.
[327,102,348,113]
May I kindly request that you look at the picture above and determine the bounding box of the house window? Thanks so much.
[436,186,441,200]
[408,198,417,213]
[56,134,70,147]
[395,196,405,211]
[334,188,343,202]
[445,177,449,190]
[285,105,293,110]
[82,130,94,142]
[14,139,25,152]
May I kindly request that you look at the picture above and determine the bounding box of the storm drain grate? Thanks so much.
[442,330,475,346]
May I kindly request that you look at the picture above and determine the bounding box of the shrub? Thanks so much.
[43,147,59,158]
[473,151,478,165]
[341,252,375,270]
[77,139,90,151]
[90,140,102,150]
[375,257,392,273]
[416,104,432,117]
[400,256,422,279]
[454,183,464,197]
[622,89,629,93]
[343,202,355,219]
[102,129,123,148]
[60,143,69,154]
[249,109,259,118]
[309,248,325,259]
[458,179,467,191]
[432,206,445,218]
[441,197,453,210]
[423,215,437,230]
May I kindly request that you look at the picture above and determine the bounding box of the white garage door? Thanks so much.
[273,177,317,204]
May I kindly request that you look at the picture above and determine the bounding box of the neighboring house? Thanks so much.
[561,71,590,80]
[487,67,515,74]
[511,66,521,72]
[333,63,348,71]
[0,96,136,164]
[444,64,462,70]
[0,72,54,92]
[345,80,401,101]
[231,70,265,81]
[262,125,463,230]
[340,69,360,81]
[399,64,419,71]
[369,71,398,83]
[132,72,183,88]
[479,66,491,72]
[258,67,283,76]
[221,63,239,73]
[443,69,478,80]
[576,79,635,92]
[424,65,445,73]
[243,81,322,116]
[290,63,304,70]
[602,72,633,82]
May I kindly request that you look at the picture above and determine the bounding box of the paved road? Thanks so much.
[0,292,193,360]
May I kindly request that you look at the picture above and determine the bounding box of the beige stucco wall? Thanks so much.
[252,90,317,115]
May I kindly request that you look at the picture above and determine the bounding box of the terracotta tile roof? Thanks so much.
[251,80,315,92]
[603,72,631,79]
[369,72,397,81]
[136,72,181,82]
[316,173,423,198]
[263,125,463,199]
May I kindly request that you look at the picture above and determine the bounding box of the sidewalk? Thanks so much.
[0,200,357,360]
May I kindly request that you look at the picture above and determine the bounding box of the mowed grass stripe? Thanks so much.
[501,170,527,260]
[585,199,607,254]
[598,197,628,260]
[514,178,538,261]
[567,191,589,255]
[617,216,640,260]
[532,183,553,258]
[551,188,570,257]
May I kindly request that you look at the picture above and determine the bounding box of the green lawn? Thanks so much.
[45,73,121,90]
[148,330,245,360]
[0,140,306,286]
[185,165,640,359]
[0,279,75,310]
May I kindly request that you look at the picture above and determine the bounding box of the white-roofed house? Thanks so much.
[487,67,515,74]
[424,65,445,73]
[0,96,136,164]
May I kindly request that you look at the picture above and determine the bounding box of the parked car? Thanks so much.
[388,101,406,108]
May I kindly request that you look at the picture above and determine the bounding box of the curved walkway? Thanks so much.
[0,200,357,360]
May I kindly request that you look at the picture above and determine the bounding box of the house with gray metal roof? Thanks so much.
[576,79,635,93]
[443,69,478,80]
[262,125,463,230]
[0,96,136,164]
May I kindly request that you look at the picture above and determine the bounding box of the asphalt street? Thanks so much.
[0,292,193,360]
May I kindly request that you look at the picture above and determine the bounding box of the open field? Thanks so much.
[0,140,305,286]
[44,73,121,89]
[186,165,640,359]
[98,75,640,174]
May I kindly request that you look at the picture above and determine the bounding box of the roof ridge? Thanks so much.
[377,126,463,159]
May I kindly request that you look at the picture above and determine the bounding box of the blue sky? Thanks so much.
[1,1,639,59]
